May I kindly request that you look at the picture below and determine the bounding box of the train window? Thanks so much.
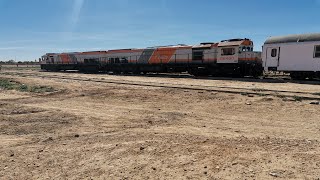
[242,47,246,52]
[247,47,251,52]
[109,58,115,63]
[314,45,320,58]
[221,48,235,56]
[192,51,204,60]
[271,48,277,57]
[84,58,99,64]
[115,58,120,63]
[121,57,128,63]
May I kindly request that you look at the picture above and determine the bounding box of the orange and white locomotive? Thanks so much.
[41,38,262,77]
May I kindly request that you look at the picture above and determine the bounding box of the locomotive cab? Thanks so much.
[217,39,260,63]
[215,39,262,77]
[217,39,247,63]
[41,53,56,64]
[40,55,47,64]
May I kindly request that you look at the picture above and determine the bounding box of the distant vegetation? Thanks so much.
[0,60,41,71]
[0,59,40,65]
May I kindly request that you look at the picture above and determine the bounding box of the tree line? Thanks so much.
[0,59,40,65]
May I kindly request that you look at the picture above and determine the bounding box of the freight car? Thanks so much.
[41,38,263,77]
[262,33,320,79]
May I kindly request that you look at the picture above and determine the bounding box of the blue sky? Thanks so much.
[0,0,320,61]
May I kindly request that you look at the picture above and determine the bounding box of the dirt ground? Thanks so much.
[0,70,320,179]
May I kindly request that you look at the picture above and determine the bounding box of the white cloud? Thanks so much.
[70,0,85,29]
[61,0,85,40]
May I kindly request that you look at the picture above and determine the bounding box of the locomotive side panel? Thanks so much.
[106,50,144,64]
[170,48,193,63]
[217,46,239,64]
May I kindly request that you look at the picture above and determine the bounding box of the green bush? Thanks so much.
[312,92,320,96]
[18,84,28,92]
[0,79,16,90]
[293,96,303,102]
[0,78,54,93]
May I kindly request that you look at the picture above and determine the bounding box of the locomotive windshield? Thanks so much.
[242,46,253,52]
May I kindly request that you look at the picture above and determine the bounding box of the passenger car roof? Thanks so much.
[265,33,320,44]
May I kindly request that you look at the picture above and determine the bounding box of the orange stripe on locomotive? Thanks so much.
[149,48,176,64]
[59,54,71,64]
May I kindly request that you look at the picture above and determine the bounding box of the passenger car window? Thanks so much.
[314,45,320,58]
[271,48,277,57]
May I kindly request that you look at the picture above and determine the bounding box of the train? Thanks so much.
[40,38,263,77]
[40,33,320,79]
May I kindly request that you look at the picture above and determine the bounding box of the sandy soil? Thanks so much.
[0,70,320,179]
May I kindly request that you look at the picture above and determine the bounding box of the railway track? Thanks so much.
[1,71,320,101]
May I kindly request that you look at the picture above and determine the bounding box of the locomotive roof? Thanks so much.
[265,33,320,44]
[218,39,252,47]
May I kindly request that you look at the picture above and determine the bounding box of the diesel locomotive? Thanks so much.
[41,38,263,77]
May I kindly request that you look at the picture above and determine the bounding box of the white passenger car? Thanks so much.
[263,33,320,79]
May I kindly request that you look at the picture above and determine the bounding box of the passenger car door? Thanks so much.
[265,47,280,69]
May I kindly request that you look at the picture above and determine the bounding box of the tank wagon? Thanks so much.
[41,38,263,77]
[263,33,320,79]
